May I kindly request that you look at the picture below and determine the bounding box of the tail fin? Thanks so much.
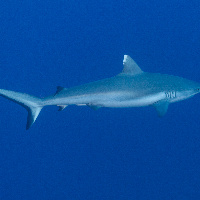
[0,89,43,130]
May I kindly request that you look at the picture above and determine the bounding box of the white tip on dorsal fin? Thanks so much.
[122,55,143,75]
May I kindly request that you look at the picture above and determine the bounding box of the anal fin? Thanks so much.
[57,105,68,111]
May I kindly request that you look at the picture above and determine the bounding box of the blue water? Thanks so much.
[0,1,200,199]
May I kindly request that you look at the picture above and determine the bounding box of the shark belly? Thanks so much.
[100,92,166,107]
[46,91,166,108]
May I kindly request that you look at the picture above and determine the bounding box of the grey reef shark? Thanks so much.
[0,55,199,130]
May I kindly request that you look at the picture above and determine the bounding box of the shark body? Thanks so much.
[0,55,200,129]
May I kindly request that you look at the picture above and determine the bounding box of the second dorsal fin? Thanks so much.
[54,86,66,96]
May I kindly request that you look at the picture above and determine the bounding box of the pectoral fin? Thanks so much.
[153,100,169,117]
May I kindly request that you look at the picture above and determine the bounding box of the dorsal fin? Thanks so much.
[121,55,143,75]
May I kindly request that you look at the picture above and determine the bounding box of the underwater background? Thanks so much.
[0,1,200,199]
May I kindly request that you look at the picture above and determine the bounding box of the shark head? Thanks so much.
[169,78,200,103]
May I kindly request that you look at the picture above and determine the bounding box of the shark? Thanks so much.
[0,55,199,130]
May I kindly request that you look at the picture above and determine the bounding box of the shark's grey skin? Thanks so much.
[0,55,199,129]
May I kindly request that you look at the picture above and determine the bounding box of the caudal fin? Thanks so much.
[0,89,43,130]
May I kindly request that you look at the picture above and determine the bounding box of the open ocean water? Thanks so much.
[0,1,200,199]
